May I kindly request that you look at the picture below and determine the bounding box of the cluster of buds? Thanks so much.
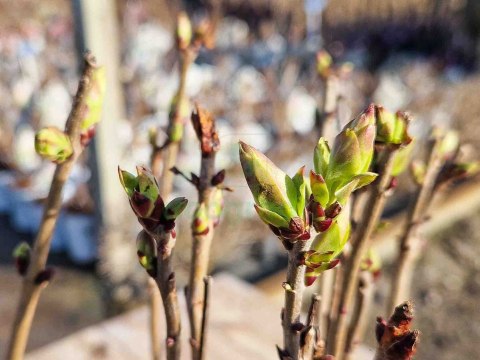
[118,166,188,235]
[376,302,419,360]
[239,142,309,244]
[35,127,73,164]
[13,242,31,276]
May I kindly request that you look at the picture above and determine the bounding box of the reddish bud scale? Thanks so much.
[314,218,333,232]
[15,257,29,276]
[34,268,55,285]
[211,169,226,186]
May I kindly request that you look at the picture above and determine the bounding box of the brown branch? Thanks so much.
[282,238,314,358]
[149,33,198,360]
[157,48,196,197]
[328,147,398,359]
[319,75,340,144]
[387,138,444,313]
[318,269,334,353]
[148,278,162,360]
[344,271,375,359]
[7,52,98,360]
[187,105,220,360]
[300,294,321,359]
[145,229,182,360]
[199,276,212,360]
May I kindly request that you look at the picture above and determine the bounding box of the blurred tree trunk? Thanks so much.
[72,0,139,314]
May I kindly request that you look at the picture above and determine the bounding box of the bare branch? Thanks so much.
[7,52,98,360]
[388,138,444,313]
[328,147,398,359]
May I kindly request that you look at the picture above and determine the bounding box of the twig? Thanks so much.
[145,229,182,360]
[185,105,220,360]
[7,53,98,360]
[319,75,340,144]
[282,238,314,358]
[149,24,198,360]
[199,276,212,360]
[344,271,375,359]
[300,294,321,359]
[318,269,334,352]
[329,147,398,359]
[158,49,196,199]
[148,278,162,360]
[388,137,444,313]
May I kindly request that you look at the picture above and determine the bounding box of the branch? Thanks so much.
[280,238,314,359]
[7,52,98,360]
[344,271,375,359]
[318,75,340,144]
[388,138,444,313]
[328,147,398,359]
[148,278,162,360]
[145,229,182,360]
[186,105,221,360]
[300,294,321,359]
[199,276,212,360]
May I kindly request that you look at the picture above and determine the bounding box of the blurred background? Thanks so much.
[1,0,480,358]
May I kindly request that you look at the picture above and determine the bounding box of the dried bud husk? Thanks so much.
[376,301,419,360]
[191,104,220,156]
[192,203,209,235]
[13,242,31,276]
[35,127,73,163]
[375,108,412,145]
[176,12,192,50]
[136,231,157,276]
[164,197,188,220]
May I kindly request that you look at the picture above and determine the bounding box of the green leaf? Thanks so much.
[254,205,290,228]
[136,166,159,201]
[118,167,138,197]
[310,170,329,207]
[164,197,188,220]
[314,138,330,177]
[285,174,298,216]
